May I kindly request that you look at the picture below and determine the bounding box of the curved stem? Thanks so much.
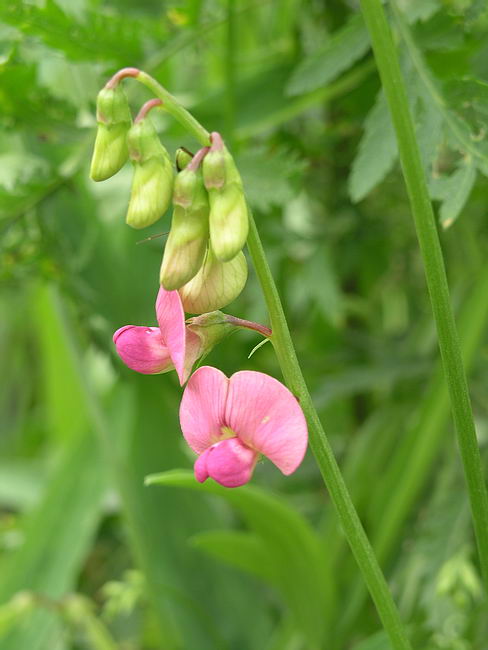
[359,0,488,590]
[118,69,412,649]
[134,98,163,123]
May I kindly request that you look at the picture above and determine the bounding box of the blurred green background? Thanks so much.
[1,0,488,648]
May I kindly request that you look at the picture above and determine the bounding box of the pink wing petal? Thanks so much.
[194,438,258,488]
[156,287,186,384]
[179,366,229,453]
[113,326,173,374]
[180,329,204,385]
[225,371,308,475]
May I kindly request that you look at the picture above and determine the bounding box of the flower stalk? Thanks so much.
[114,69,412,649]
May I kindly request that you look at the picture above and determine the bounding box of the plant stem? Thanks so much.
[359,0,488,589]
[124,69,412,650]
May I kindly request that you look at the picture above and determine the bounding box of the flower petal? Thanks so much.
[156,287,187,384]
[194,439,258,488]
[179,366,229,453]
[113,325,173,374]
[180,329,203,385]
[225,371,308,475]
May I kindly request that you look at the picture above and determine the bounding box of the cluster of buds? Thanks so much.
[160,133,248,313]
[90,69,308,487]
[91,85,174,231]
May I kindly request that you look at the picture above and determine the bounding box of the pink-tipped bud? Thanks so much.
[160,148,209,290]
[202,132,248,262]
[126,118,174,229]
[90,86,132,182]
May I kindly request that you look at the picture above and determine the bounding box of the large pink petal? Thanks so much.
[194,438,258,488]
[179,366,229,453]
[225,371,308,475]
[156,287,186,384]
[113,326,173,374]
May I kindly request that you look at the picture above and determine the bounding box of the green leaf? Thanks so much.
[348,91,398,202]
[237,148,305,212]
[352,630,391,650]
[190,531,280,585]
[0,135,51,193]
[429,158,476,228]
[286,13,370,96]
[0,0,154,63]
[146,470,332,647]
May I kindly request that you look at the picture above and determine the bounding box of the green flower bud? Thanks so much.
[126,118,174,229]
[160,148,210,290]
[187,310,235,355]
[90,86,131,182]
[202,132,249,262]
[179,247,248,314]
[175,147,194,171]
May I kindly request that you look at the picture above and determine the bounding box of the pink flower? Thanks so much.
[180,366,308,487]
[113,287,200,385]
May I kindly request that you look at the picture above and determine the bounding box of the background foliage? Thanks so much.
[1,0,488,648]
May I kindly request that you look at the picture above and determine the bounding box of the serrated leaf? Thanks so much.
[0,152,50,193]
[429,159,476,227]
[36,49,100,110]
[146,470,332,647]
[348,91,398,202]
[415,93,444,172]
[237,148,305,212]
[287,13,369,96]
[0,0,154,63]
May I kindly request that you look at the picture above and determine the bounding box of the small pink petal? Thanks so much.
[225,371,308,475]
[156,288,186,384]
[194,438,257,488]
[179,366,229,453]
[113,325,173,374]
[194,448,211,483]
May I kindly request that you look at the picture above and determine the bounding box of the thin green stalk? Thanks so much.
[224,0,237,147]
[129,70,412,649]
[359,0,488,589]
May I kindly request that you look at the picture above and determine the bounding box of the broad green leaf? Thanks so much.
[190,531,280,585]
[348,92,397,203]
[286,14,370,96]
[146,470,332,647]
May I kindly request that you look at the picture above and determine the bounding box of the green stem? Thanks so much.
[125,70,412,650]
[359,0,488,589]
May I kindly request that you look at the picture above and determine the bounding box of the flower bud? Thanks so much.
[126,118,174,229]
[203,132,249,262]
[90,85,131,182]
[175,147,194,171]
[179,247,248,314]
[160,148,209,290]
